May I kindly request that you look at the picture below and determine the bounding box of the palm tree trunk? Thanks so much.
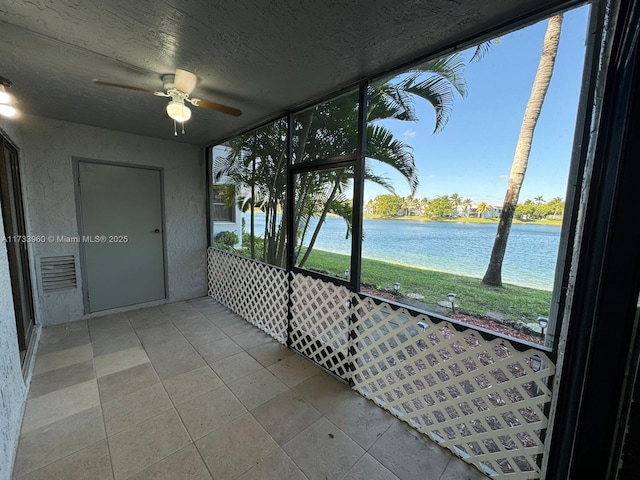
[298,171,345,267]
[266,146,287,265]
[482,13,563,287]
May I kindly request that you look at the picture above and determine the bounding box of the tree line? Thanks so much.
[366,193,564,220]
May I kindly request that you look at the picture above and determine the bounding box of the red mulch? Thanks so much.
[449,313,543,345]
[360,286,543,345]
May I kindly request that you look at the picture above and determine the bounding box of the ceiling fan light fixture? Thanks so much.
[0,103,17,118]
[166,100,191,123]
[0,85,10,104]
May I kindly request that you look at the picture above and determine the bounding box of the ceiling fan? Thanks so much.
[93,69,241,135]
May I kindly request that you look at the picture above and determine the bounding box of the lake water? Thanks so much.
[244,213,561,290]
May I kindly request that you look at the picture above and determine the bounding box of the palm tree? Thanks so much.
[548,196,564,217]
[534,195,545,204]
[482,14,563,287]
[401,196,410,216]
[222,53,469,267]
[365,199,375,214]
[477,202,490,217]
[450,193,461,216]
[462,198,473,217]
[419,197,430,216]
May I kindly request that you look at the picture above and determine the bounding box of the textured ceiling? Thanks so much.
[0,0,568,146]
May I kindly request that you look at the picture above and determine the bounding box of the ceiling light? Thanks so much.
[0,85,10,104]
[0,104,17,118]
[166,100,191,123]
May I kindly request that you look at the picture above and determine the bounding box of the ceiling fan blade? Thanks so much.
[92,79,159,95]
[174,69,198,94]
[191,98,242,117]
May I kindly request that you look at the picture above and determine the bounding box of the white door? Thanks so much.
[78,161,165,312]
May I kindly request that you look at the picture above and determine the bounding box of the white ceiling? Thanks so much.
[0,0,571,146]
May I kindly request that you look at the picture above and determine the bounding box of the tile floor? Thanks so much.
[12,297,486,480]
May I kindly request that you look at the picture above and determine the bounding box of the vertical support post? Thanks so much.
[351,82,367,293]
[286,112,295,347]
[545,1,640,478]
[346,82,368,384]
[204,146,212,247]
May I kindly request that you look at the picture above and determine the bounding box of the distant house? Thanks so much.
[487,205,503,218]
[469,204,503,219]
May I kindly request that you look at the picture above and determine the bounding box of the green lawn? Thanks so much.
[302,248,552,324]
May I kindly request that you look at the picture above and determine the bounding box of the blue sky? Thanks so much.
[365,4,591,204]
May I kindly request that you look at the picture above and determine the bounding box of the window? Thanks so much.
[290,90,359,281]
[213,118,288,266]
[211,184,235,222]
[293,166,354,280]
[208,4,592,345]
[359,6,590,345]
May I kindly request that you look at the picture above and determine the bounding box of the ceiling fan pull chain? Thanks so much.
[181,122,185,134]
[173,119,177,136]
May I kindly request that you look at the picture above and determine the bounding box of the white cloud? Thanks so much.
[403,129,416,139]
[497,174,508,179]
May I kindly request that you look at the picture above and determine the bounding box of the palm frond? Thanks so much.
[415,53,468,98]
[328,196,354,239]
[469,39,501,63]
[366,124,418,193]
[363,163,396,194]
[403,75,455,134]
[367,81,418,123]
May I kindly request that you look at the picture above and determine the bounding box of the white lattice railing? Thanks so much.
[207,248,555,479]
[289,272,352,378]
[207,248,288,343]
[350,294,554,479]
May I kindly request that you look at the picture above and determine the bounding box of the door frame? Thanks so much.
[0,129,37,366]
[72,157,168,314]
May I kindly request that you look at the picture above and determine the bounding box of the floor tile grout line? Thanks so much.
[105,407,187,480]
[13,436,108,479]
[165,390,217,480]
[148,302,256,480]
[21,301,236,479]
[438,454,456,480]
[189,299,307,478]
[119,301,305,478]
[147,352,212,479]
[279,413,358,480]
[162,301,301,478]
[104,334,197,460]
[92,326,118,480]
[203,300,428,478]
[24,298,428,480]
[15,336,109,479]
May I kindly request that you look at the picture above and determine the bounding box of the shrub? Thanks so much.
[214,230,238,247]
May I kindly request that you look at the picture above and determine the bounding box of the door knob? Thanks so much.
[154,229,160,233]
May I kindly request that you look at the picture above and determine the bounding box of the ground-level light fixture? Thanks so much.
[530,355,542,372]
[394,282,400,292]
[448,292,456,314]
[537,316,549,338]
[344,269,349,279]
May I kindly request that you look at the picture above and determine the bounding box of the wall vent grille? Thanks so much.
[39,255,77,293]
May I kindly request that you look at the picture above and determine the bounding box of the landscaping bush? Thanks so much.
[214,230,238,247]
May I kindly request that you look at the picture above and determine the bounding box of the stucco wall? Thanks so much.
[0,120,28,480]
[18,116,207,325]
